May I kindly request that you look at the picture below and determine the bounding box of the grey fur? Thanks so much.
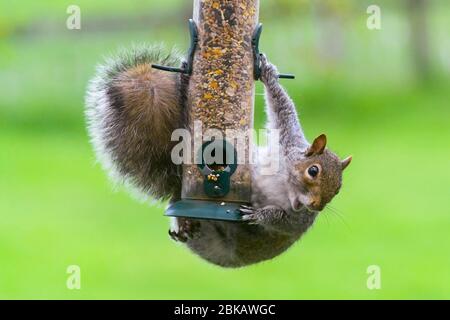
[86,47,349,268]
[182,56,321,267]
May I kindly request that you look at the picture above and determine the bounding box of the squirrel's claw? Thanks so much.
[258,54,279,84]
[242,215,259,225]
[169,218,201,242]
[169,229,188,243]
[239,204,253,211]
[238,205,259,224]
[238,205,255,215]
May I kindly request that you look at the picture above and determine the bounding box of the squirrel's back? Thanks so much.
[85,45,187,200]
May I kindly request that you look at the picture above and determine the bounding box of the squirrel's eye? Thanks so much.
[307,165,320,178]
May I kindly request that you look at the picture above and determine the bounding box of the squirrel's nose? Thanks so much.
[308,199,323,211]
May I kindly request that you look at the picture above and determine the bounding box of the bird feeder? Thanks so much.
[152,0,292,221]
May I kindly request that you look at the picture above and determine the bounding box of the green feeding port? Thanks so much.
[165,140,245,222]
[197,140,238,198]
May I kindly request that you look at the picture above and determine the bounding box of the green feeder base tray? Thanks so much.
[165,199,244,222]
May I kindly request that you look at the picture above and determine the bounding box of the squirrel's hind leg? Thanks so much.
[169,217,201,243]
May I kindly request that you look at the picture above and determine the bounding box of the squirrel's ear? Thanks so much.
[341,156,352,170]
[305,134,327,156]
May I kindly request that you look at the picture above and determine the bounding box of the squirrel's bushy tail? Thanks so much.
[85,44,186,201]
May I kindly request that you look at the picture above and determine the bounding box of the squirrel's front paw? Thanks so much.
[259,54,279,84]
[239,205,288,229]
[238,205,260,225]
[169,218,200,242]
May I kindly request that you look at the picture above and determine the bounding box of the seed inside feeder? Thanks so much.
[181,0,258,203]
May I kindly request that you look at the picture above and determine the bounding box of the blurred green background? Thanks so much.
[1,0,449,299]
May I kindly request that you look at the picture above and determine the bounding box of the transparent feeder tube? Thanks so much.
[181,0,259,203]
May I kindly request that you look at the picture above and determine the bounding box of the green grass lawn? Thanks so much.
[1,3,450,299]
[1,85,449,299]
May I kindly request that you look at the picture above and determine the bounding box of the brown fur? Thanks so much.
[86,46,188,200]
[106,65,185,199]
[291,149,343,211]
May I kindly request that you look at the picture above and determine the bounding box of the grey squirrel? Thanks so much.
[85,45,352,268]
